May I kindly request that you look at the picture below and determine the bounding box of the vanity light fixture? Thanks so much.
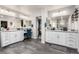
[0,8,16,17]
[60,10,67,15]
[52,12,59,17]
[52,10,67,17]
[19,14,29,20]
[9,11,16,16]
[0,7,30,20]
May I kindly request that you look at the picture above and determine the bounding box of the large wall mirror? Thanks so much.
[23,20,32,27]
[46,15,70,31]
[1,21,7,28]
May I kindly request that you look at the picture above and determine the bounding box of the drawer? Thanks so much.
[66,35,77,39]
[66,39,76,43]
[66,38,76,44]
[67,43,76,48]
[68,33,77,35]
[66,36,77,42]
[67,34,78,38]
[66,39,77,48]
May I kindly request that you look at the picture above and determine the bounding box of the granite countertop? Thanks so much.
[0,30,24,32]
[46,29,79,33]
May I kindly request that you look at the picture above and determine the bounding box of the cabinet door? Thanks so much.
[56,32,66,46]
[51,32,57,44]
[1,32,10,47]
[46,31,57,44]
[19,31,24,41]
[9,32,20,44]
[16,31,24,41]
[9,31,24,44]
[10,32,16,43]
[1,32,6,43]
[46,31,51,42]
[1,32,9,43]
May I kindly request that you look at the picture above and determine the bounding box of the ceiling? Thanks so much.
[1,5,72,16]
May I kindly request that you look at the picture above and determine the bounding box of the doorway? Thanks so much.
[36,16,42,40]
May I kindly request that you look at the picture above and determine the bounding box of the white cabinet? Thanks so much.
[15,31,24,42]
[46,31,66,46]
[46,30,78,49]
[58,32,66,46]
[0,31,24,47]
[46,31,58,44]
[1,32,10,46]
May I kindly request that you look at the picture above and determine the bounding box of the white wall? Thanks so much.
[40,8,48,43]
[31,8,42,39]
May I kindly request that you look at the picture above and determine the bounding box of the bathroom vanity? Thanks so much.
[45,7,79,52]
[46,30,79,49]
[0,14,32,47]
[0,30,24,47]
